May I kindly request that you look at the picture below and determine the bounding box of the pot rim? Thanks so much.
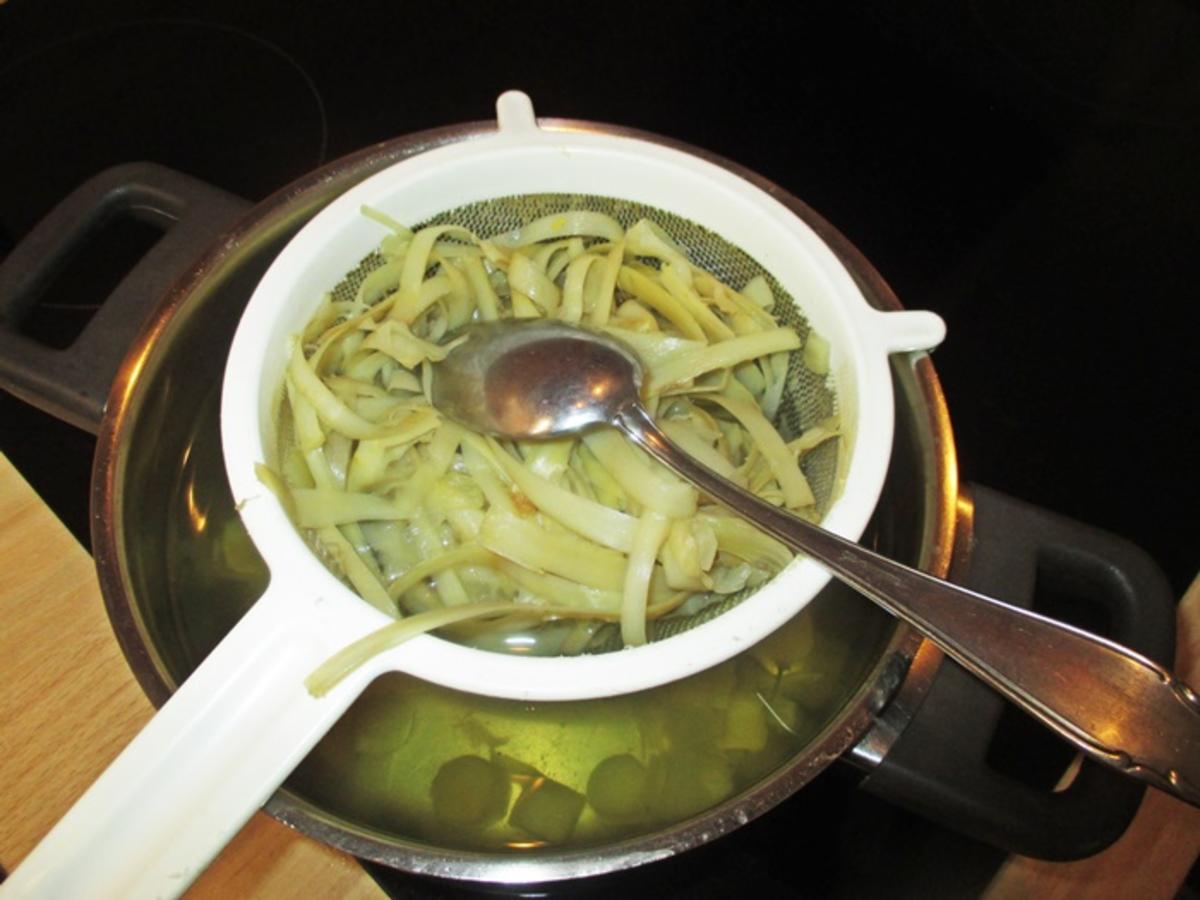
[91,115,958,883]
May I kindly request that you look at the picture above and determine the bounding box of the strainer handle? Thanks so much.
[618,403,1200,809]
[0,581,378,899]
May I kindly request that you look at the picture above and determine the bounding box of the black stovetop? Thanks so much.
[2,1,1198,897]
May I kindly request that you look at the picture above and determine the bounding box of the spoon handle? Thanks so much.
[618,403,1200,808]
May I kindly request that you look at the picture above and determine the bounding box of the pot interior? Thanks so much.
[99,125,949,881]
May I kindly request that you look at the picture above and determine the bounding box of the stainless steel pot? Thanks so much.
[0,118,1177,885]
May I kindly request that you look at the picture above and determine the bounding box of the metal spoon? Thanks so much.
[432,318,1200,808]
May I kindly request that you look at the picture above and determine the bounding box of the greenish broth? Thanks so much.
[163,384,892,853]
[289,595,881,851]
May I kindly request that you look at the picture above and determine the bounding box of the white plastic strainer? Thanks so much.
[4,91,943,898]
[222,89,943,701]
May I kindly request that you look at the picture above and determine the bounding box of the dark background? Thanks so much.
[1,1,1198,897]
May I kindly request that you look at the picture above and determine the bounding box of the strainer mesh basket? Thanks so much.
[325,192,841,647]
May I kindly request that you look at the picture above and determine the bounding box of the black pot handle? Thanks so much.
[0,163,250,433]
[858,483,1177,860]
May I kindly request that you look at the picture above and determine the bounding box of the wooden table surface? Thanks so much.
[1,450,1197,897]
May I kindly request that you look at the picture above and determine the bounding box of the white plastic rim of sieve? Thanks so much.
[221,89,946,701]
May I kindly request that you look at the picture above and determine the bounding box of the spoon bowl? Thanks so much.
[431,321,642,439]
